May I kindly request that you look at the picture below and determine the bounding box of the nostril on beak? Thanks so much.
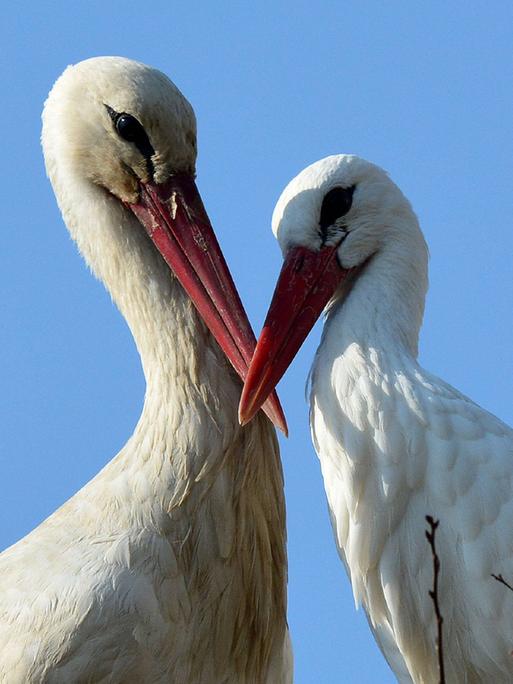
[294,254,305,273]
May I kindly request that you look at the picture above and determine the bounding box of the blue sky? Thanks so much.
[1,3,512,681]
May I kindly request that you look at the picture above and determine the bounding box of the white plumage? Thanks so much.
[0,57,291,683]
[241,154,513,682]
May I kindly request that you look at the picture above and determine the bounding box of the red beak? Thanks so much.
[126,174,287,435]
[239,244,352,427]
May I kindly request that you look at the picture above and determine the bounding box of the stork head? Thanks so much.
[42,56,286,434]
[239,154,425,425]
[42,56,197,203]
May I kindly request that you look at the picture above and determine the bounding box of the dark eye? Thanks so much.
[319,186,355,232]
[104,104,155,163]
[115,113,144,143]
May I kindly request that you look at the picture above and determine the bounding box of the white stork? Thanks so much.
[240,154,513,682]
[0,57,292,683]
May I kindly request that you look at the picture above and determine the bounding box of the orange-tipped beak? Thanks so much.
[126,174,287,435]
[239,244,352,427]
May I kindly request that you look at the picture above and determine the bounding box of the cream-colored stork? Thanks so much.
[240,154,513,683]
[0,57,291,683]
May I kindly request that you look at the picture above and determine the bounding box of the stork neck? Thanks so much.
[326,237,428,361]
[53,177,224,405]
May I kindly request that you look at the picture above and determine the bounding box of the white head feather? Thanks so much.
[273,154,429,353]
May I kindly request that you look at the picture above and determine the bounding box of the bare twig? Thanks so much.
[425,515,445,684]
[492,573,513,593]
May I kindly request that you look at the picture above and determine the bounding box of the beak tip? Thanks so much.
[279,423,289,438]
[238,402,253,428]
[272,407,289,437]
[239,397,289,437]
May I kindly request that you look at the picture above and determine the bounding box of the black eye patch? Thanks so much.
[105,104,155,176]
[319,186,355,234]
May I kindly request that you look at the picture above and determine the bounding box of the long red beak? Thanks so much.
[239,244,352,427]
[126,174,287,435]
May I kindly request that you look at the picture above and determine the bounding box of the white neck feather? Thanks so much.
[43,152,249,494]
[325,224,428,361]
[310,219,429,605]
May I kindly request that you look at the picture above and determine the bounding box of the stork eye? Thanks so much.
[115,113,143,142]
[104,104,155,162]
[319,186,355,231]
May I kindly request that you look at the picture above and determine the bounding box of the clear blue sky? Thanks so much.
[1,3,512,682]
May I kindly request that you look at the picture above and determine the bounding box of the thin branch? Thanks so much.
[425,515,445,684]
[492,573,513,593]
